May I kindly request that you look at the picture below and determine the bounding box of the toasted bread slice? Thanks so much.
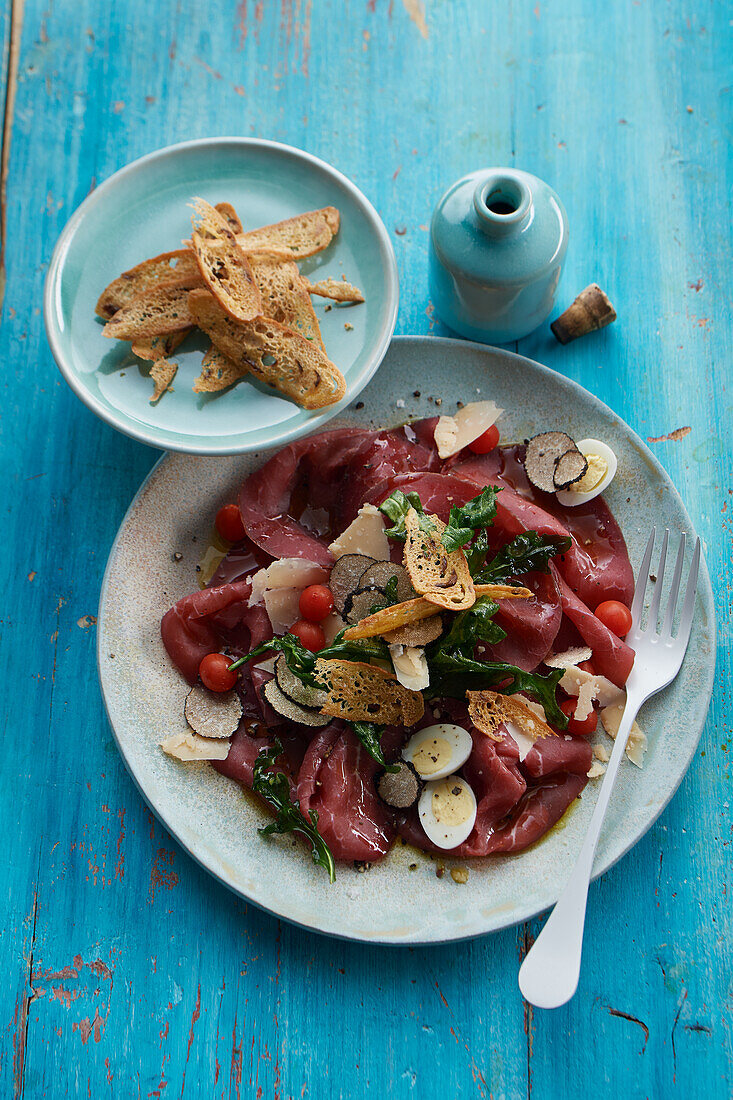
[150,359,178,404]
[192,344,248,393]
[132,330,189,362]
[95,250,201,319]
[214,201,244,234]
[190,198,262,323]
[306,275,364,303]
[249,252,324,349]
[404,510,475,611]
[467,689,557,744]
[235,206,339,259]
[188,289,346,409]
[314,658,424,726]
[103,285,196,340]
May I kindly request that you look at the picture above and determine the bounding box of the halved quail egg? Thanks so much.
[418,775,477,849]
[402,723,473,780]
[555,438,617,506]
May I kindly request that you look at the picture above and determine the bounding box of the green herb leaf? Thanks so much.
[349,721,399,770]
[474,532,572,585]
[252,737,336,882]
[425,649,566,728]
[237,630,390,688]
[378,489,434,540]
[465,526,490,575]
[437,595,507,650]
[441,486,501,553]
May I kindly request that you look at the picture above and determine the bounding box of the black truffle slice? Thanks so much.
[553,448,589,490]
[343,585,389,624]
[185,685,242,738]
[376,759,424,810]
[328,554,377,614]
[275,655,329,709]
[263,680,331,727]
[524,432,578,493]
[357,561,415,604]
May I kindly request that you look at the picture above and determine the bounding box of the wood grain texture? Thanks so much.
[0,1,730,1096]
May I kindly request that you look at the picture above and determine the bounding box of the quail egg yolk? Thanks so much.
[413,737,453,777]
[431,779,474,826]
[570,453,608,493]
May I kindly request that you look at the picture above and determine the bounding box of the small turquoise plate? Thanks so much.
[44,138,398,455]
[98,337,715,945]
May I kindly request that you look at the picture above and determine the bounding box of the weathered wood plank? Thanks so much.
[0,0,730,1097]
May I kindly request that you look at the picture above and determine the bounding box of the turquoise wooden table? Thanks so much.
[2,2,730,1096]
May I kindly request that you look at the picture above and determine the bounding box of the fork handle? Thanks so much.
[518,691,642,1009]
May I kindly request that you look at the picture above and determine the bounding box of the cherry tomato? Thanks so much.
[468,424,500,454]
[215,503,245,543]
[290,619,326,652]
[560,697,598,736]
[299,584,335,622]
[199,652,238,692]
[579,658,597,675]
[595,599,633,638]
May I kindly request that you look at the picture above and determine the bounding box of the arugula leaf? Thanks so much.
[474,531,572,585]
[425,650,566,728]
[441,486,501,553]
[437,595,507,650]
[378,489,434,540]
[238,630,390,687]
[252,738,336,883]
[349,721,399,770]
[465,526,490,575]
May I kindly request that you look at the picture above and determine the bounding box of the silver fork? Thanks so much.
[518,528,701,1009]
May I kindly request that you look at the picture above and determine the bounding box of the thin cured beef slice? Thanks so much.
[458,730,528,857]
[237,425,437,564]
[485,570,562,671]
[161,579,256,684]
[552,565,634,687]
[485,774,587,854]
[297,725,396,862]
[521,734,593,779]
[212,724,306,800]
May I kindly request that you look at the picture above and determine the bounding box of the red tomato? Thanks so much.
[595,599,633,638]
[199,652,238,692]
[215,503,246,543]
[578,659,597,675]
[290,619,326,652]
[560,697,598,736]
[299,584,335,622]
[468,424,500,454]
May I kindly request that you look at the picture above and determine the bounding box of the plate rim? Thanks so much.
[97,334,716,944]
[43,135,399,456]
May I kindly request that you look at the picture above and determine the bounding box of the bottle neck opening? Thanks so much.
[473,174,532,238]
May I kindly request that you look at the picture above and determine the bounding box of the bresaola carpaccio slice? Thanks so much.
[161,420,636,867]
[161,580,270,684]
[297,725,396,861]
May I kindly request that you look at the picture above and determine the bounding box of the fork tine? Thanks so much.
[631,527,656,627]
[661,533,686,637]
[646,529,669,632]
[675,537,701,643]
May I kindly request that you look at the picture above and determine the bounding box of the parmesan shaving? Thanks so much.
[249,558,328,609]
[545,646,593,669]
[587,760,606,779]
[389,644,429,692]
[328,503,390,561]
[599,701,648,768]
[433,401,502,459]
[161,731,231,761]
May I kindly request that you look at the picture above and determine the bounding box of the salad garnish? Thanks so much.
[252,738,336,883]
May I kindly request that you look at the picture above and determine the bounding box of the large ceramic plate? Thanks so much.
[97,337,715,944]
[45,138,398,455]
